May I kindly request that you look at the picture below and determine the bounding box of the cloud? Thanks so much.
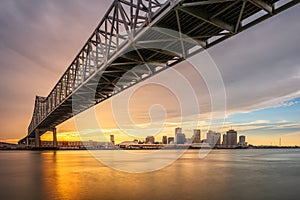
[207,5,300,114]
[268,122,300,130]
[283,131,300,137]
[220,119,300,133]
[253,92,300,110]
[247,120,271,125]
[275,100,299,108]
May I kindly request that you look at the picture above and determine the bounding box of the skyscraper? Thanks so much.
[175,127,182,135]
[176,133,186,144]
[193,129,201,143]
[207,130,221,147]
[238,135,246,147]
[168,137,174,144]
[145,136,155,144]
[175,127,183,144]
[110,135,115,145]
[222,134,227,147]
[226,129,237,148]
[162,136,168,144]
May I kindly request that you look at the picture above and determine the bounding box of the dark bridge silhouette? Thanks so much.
[18,0,300,147]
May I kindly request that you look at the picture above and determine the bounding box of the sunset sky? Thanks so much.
[0,0,299,145]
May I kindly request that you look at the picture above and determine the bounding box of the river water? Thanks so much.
[0,149,299,200]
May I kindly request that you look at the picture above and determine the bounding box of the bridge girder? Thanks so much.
[19,0,300,143]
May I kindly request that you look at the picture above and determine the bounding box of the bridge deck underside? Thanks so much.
[20,0,299,143]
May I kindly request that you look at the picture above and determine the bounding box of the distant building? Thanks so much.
[222,134,227,147]
[175,127,182,140]
[133,139,139,144]
[110,135,115,145]
[40,140,112,149]
[119,140,139,148]
[176,133,186,144]
[168,137,174,144]
[192,129,201,143]
[226,129,237,148]
[175,127,184,144]
[175,127,182,135]
[207,130,221,147]
[238,135,247,147]
[185,138,193,144]
[0,142,17,149]
[162,136,168,144]
[239,135,245,144]
[145,136,155,144]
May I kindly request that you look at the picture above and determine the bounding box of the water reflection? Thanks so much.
[0,151,43,199]
[1,149,300,200]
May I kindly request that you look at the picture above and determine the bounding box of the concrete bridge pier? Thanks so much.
[33,127,57,148]
[52,127,57,148]
[35,129,40,147]
[24,137,35,148]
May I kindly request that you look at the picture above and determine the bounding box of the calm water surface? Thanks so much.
[0,149,300,200]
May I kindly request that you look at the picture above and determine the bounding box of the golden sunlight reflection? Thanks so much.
[39,150,260,200]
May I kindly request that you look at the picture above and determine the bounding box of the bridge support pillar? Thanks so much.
[53,128,57,148]
[35,129,40,148]
[26,137,29,147]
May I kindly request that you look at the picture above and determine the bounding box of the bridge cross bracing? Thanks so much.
[19,0,300,145]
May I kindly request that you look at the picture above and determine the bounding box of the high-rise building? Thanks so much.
[175,127,183,144]
[168,137,174,144]
[239,135,245,143]
[162,136,168,144]
[110,135,115,145]
[238,135,246,147]
[226,129,237,148]
[176,133,186,144]
[175,127,182,135]
[193,129,201,143]
[207,130,221,147]
[222,134,227,147]
[145,136,155,144]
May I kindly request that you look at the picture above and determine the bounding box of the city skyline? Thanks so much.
[0,1,299,146]
[23,127,245,149]
[14,127,274,149]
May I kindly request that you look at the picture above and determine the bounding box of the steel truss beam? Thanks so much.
[21,0,299,142]
[249,0,273,14]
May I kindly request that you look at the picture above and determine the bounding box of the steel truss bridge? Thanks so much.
[19,0,299,146]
